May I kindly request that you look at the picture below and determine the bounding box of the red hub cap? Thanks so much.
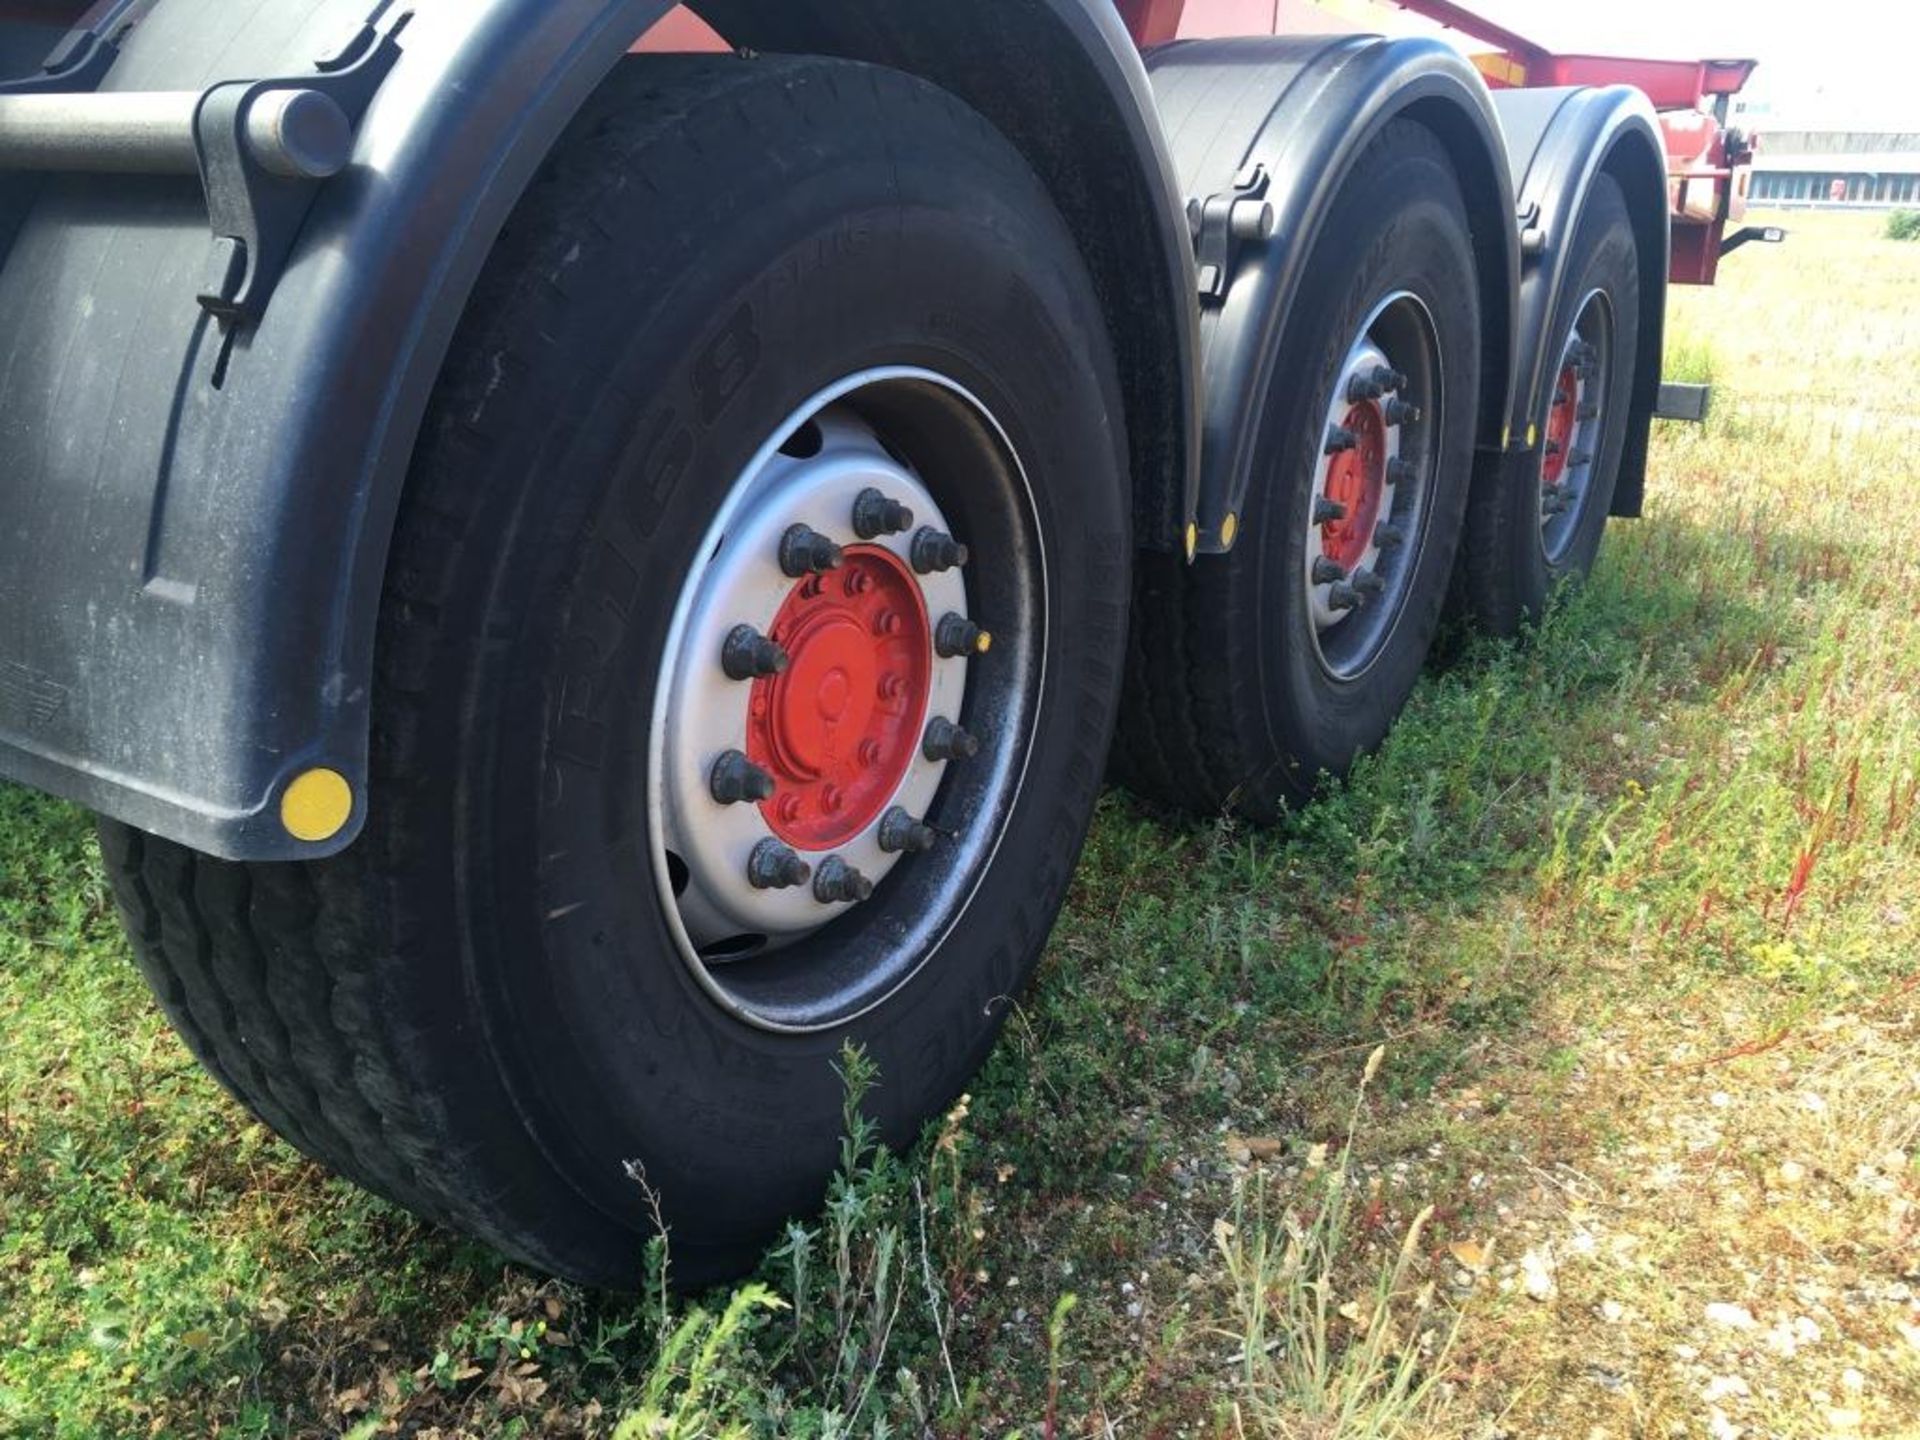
[1542,361,1579,487]
[1321,402,1389,571]
[748,546,932,849]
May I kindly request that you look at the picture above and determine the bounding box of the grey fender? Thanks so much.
[1487,84,1668,517]
[0,0,1197,860]
[1144,35,1521,553]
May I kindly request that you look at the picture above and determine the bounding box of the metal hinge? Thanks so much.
[1188,162,1278,304]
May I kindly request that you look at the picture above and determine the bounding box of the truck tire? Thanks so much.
[1456,173,1640,632]
[1114,120,1481,818]
[97,54,1131,1288]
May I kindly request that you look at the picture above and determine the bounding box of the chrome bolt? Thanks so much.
[813,855,875,905]
[1311,556,1346,586]
[910,527,969,575]
[722,624,789,681]
[878,806,938,855]
[748,839,811,890]
[923,717,980,762]
[1325,425,1357,455]
[1313,497,1348,525]
[935,612,988,658]
[710,750,776,805]
[852,487,915,540]
[780,524,844,577]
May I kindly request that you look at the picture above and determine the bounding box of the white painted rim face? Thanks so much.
[647,368,1047,1032]
[1539,288,1614,564]
[1301,290,1443,682]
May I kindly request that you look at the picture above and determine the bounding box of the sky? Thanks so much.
[1447,1,1920,129]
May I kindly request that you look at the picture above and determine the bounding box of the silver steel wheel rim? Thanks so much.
[1539,288,1614,564]
[1302,290,1443,682]
[648,368,1047,1033]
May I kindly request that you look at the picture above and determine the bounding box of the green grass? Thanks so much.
[4,209,1919,1437]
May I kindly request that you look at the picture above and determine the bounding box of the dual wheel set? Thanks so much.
[101,54,1640,1284]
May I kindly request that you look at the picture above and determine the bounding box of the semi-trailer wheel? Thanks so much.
[1456,174,1641,631]
[1115,120,1482,818]
[96,54,1131,1287]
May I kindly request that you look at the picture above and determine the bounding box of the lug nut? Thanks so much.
[910,527,969,575]
[748,839,811,891]
[1554,387,1571,406]
[813,855,875,905]
[852,487,915,540]
[780,524,845,578]
[1351,566,1385,597]
[722,624,789,681]
[1569,449,1593,467]
[1311,556,1346,586]
[1374,522,1406,551]
[1328,582,1362,612]
[935,613,989,658]
[1578,402,1600,422]
[1347,373,1384,403]
[710,750,776,805]
[1544,438,1563,458]
[878,806,938,855]
[1325,425,1357,455]
[1313,497,1348,524]
[1387,457,1415,485]
[1541,486,1571,516]
[923,717,980,762]
[1384,398,1421,427]
[1371,365,1408,393]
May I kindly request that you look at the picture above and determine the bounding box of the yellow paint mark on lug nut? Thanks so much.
[1220,512,1240,549]
[281,768,353,843]
[975,631,994,655]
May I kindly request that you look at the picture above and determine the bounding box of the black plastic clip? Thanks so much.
[1188,162,1277,304]
[193,9,411,328]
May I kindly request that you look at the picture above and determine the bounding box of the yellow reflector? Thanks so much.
[1184,522,1199,562]
[1220,512,1240,549]
[281,768,353,843]
[975,631,994,655]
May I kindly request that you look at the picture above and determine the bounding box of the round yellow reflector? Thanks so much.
[281,768,353,843]
[1184,522,1199,562]
[1220,512,1240,549]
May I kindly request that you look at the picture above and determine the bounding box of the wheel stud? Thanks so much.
[1371,365,1407,393]
[1328,582,1362,612]
[935,613,990,658]
[852,487,915,540]
[722,624,789,681]
[1387,457,1414,485]
[1384,397,1421,427]
[911,527,969,575]
[1313,497,1348,524]
[780,524,845,578]
[1347,373,1384,403]
[1351,566,1385,597]
[878,806,938,855]
[813,855,875,905]
[923,716,980,762]
[710,750,776,805]
[1374,522,1405,550]
[748,838,811,891]
[1578,402,1600,422]
[1311,555,1346,586]
[1325,425,1357,455]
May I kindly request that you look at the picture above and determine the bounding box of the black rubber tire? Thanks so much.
[97,54,1131,1288]
[1113,120,1481,820]
[1455,174,1640,633]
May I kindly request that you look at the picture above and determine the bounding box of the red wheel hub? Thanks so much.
[748,546,932,849]
[1542,361,1579,488]
[1320,402,1389,571]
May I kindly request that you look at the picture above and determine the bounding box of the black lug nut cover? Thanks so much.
[780,524,845,578]
[852,488,916,540]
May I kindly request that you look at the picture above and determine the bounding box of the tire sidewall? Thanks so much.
[1245,130,1483,791]
[436,69,1128,1265]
